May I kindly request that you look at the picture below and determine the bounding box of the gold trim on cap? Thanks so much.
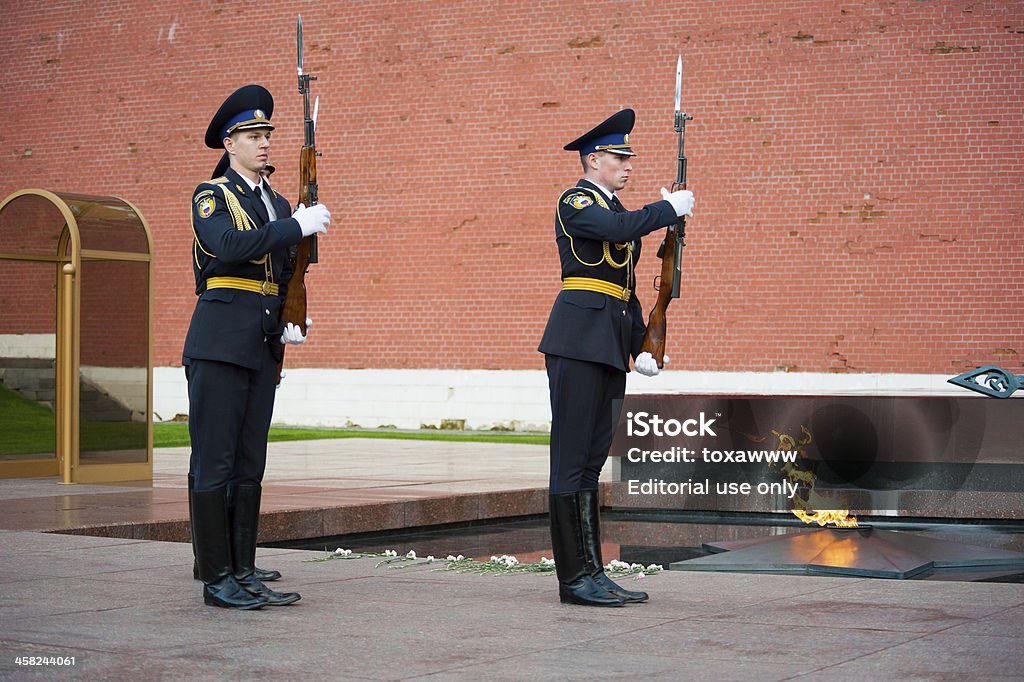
[226,119,276,136]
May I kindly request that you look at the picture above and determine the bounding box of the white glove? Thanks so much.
[660,188,694,217]
[634,352,670,377]
[281,317,313,345]
[292,203,331,237]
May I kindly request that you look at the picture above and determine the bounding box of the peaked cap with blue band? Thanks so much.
[205,84,275,150]
[563,108,637,157]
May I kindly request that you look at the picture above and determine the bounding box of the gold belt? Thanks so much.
[562,276,630,302]
[206,276,279,296]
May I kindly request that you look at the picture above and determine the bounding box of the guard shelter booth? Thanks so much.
[0,189,154,483]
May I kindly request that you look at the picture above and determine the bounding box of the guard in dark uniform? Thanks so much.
[184,84,331,609]
[539,109,694,606]
[187,156,283,587]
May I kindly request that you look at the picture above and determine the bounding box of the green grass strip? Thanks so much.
[153,423,548,448]
[0,383,56,455]
[1,384,149,456]
[1,383,548,454]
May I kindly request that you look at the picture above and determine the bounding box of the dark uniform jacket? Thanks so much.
[182,167,302,370]
[538,179,677,372]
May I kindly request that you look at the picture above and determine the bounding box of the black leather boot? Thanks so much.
[193,487,266,609]
[549,492,624,607]
[188,473,198,579]
[230,483,300,606]
[192,473,280,582]
[580,489,648,603]
[253,566,283,582]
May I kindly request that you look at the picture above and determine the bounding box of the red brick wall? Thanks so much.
[1,1,1021,374]
[0,197,62,334]
[0,193,149,366]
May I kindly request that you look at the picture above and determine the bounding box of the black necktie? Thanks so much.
[611,195,624,212]
[251,185,270,224]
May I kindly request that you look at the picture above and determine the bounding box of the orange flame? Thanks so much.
[792,509,858,528]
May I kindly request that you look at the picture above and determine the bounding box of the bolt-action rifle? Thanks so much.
[278,14,320,385]
[639,55,691,369]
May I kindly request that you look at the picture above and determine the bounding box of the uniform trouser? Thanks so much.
[185,347,278,492]
[545,354,627,493]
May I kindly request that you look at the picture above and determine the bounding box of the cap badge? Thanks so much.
[254,109,266,120]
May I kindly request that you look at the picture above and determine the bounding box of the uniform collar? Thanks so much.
[226,167,264,194]
[580,178,617,202]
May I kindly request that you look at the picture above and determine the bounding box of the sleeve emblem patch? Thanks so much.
[197,196,215,219]
[565,194,593,210]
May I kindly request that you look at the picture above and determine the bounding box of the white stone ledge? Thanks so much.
[154,367,983,431]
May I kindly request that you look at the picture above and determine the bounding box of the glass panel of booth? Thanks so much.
[0,191,70,258]
[0,194,62,468]
[0,189,153,481]
[58,192,150,254]
[77,257,149,465]
[0,259,57,461]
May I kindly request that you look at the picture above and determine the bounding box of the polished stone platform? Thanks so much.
[671,526,1024,579]
[0,439,552,542]
[2,529,1023,679]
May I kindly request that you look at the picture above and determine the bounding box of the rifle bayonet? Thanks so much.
[297,15,304,76]
[674,54,682,116]
[670,54,692,298]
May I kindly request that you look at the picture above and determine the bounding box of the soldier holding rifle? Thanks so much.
[538,108,694,606]
[183,84,330,609]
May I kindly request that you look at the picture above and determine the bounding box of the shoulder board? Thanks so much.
[197,178,246,197]
[560,187,609,211]
[194,178,229,195]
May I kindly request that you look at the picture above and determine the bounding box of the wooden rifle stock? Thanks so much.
[282,145,316,333]
[638,216,683,369]
[276,139,317,385]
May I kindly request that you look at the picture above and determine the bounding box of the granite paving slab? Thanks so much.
[4,531,1022,680]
